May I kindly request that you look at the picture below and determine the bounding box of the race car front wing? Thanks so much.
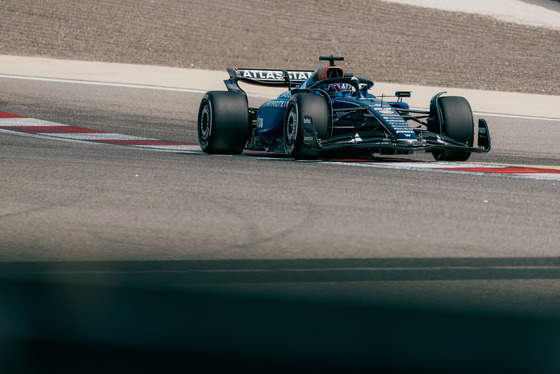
[302,118,492,154]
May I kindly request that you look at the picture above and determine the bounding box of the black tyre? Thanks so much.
[283,93,329,160]
[432,96,475,161]
[198,91,250,155]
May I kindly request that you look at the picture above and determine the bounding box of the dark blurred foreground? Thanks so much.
[2,266,560,374]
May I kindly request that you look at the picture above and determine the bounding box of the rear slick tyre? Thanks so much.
[198,91,250,155]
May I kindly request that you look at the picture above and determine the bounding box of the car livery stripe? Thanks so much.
[2,111,559,180]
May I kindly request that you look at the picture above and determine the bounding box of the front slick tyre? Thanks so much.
[432,96,475,162]
[283,93,328,160]
[198,91,250,155]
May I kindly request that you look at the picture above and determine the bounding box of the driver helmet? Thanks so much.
[327,82,352,97]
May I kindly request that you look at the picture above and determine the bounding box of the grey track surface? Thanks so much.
[2,78,560,316]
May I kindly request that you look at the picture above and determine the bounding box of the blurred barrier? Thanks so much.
[1,270,560,374]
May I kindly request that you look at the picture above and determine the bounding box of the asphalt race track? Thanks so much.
[2,76,560,373]
[2,76,560,303]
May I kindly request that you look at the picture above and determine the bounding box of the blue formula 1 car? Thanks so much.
[197,56,491,160]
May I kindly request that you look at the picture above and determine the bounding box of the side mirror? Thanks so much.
[395,91,411,98]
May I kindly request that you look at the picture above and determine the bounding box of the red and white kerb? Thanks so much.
[2,111,560,180]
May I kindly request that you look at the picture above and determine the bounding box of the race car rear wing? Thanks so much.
[225,68,313,88]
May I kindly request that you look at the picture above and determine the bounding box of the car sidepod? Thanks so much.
[256,97,289,141]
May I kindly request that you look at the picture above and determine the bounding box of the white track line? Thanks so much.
[0,73,205,94]
[2,73,559,121]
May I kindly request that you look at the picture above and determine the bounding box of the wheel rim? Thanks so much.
[199,103,211,147]
[285,105,298,150]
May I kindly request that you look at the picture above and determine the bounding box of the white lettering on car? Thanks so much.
[239,69,312,81]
